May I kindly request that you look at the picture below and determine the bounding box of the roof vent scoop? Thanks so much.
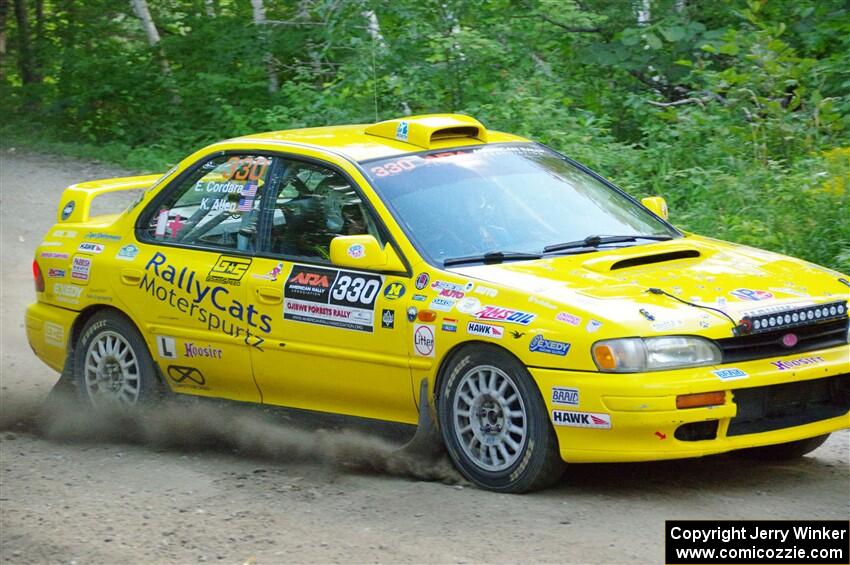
[364,114,488,149]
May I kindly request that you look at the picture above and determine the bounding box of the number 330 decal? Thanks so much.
[330,273,382,308]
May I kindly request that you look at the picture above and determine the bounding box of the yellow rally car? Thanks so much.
[26,114,850,492]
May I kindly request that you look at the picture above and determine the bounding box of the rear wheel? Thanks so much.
[73,311,160,408]
[733,434,830,461]
[438,345,565,493]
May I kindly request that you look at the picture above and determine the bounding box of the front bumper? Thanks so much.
[530,344,850,463]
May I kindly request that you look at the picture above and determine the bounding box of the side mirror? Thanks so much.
[641,196,669,221]
[329,235,405,271]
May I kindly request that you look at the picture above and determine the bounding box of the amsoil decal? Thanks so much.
[207,255,251,286]
[283,265,382,332]
[474,306,535,325]
[552,410,611,429]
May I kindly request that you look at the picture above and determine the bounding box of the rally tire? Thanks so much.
[733,434,830,461]
[73,311,160,408]
[438,344,565,493]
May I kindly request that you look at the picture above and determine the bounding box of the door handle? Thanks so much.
[121,269,143,285]
[255,286,282,304]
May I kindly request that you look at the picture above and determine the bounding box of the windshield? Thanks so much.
[363,143,678,266]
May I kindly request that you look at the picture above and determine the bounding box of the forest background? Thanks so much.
[1,0,848,270]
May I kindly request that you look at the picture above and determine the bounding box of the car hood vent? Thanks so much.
[609,249,701,270]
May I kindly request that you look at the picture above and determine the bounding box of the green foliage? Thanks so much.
[1,0,848,271]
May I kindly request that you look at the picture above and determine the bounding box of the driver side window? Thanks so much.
[266,160,383,261]
[142,154,275,252]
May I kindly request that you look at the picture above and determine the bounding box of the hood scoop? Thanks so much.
[581,245,703,273]
[610,249,701,270]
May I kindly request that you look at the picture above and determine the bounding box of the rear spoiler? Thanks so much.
[57,174,162,224]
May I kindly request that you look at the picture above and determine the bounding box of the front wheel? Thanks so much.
[73,311,160,408]
[733,434,830,461]
[438,345,565,493]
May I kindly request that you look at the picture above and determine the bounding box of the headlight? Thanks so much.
[592,336,722,372]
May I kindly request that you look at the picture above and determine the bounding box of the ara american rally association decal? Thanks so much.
[283,265,383,332]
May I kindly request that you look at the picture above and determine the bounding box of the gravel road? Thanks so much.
[1,149,848,564]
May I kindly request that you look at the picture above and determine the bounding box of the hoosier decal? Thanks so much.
[283,265,383,332]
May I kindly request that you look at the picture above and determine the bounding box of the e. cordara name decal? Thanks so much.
[283,265,383,332]
[141,252,270,349]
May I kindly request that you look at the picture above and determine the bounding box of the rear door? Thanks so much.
[129,152,281,402]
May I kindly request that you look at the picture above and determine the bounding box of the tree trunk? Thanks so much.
[12,0,37,85]
[129,0,180,103]
[250,0,278,93]
[636,0,651,26]
[204,0,215,17]
[0,0,8,81]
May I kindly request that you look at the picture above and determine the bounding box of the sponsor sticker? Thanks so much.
[347,243,365,259]
[52,283,82,303]
[429,297,455,312]
[395,120,409,141]
[47,268,66,278]
[40,251,69,260]
[253,262,284,281]
[585,319,603,333]
[473,285,498,298]
[70,256,91,282]
[184,342,223,359]
[441,318,458,332]
[156,335,177,359]
[85,232,122,241]
[556,312,582,326]
[412,294,427,302]
[77,242,105,254]
[284,265,382,332]
[510,330,525,339]
[552,387,579,406]
[466,321,504,339]
[61,201,75,220]
[730,288,774,301]
[167,365,207,389]
[413,324,435,357]
[529,334,570,356]
[712,368,748,380]
[52,230,77,238]
[207,255,251,286]
[407,306,418,322]
[474,306,535,325]
[552,410,611,429]
[455,297,481,314]
[528,296,556,310]
[651,319,682,331]
[116,244,139,261]
[382,309,395,329]
[770,355,825,371]
[44,322,64,347]
[383,282,406,300]
[415,272,430,290]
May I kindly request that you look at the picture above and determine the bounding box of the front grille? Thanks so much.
[716,319,848,363]
[727,374,850,436]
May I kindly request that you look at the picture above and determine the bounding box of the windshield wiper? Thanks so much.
[543,234,674,254]
[443,250,542,267]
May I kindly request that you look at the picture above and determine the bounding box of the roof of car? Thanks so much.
[232,114,529,163]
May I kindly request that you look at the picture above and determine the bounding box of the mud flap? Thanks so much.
[397,378,445,460]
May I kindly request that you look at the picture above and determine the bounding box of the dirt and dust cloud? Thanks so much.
[0,387,463,484]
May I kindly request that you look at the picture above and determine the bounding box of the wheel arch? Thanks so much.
[432,340,531,404]
[66,305,165,387]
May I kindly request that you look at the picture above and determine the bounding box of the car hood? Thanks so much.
[449,235,850,336]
